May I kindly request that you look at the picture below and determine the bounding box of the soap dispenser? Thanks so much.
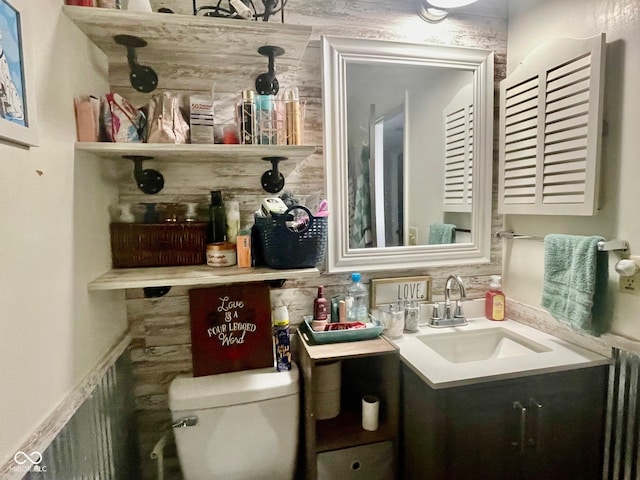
[485,275,505,321]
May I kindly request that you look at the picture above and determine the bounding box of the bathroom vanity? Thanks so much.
[402,362,606,479]
[393,307,610,480]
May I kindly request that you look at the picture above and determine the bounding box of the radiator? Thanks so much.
[23,351,139,480]
[604,348,640,480]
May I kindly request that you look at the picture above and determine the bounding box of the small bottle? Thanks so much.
[225,200,240,244]
[485,275,506,321]
[313,286,329,321]
[345,272,369,322]
[239,89,256,145]
[209,190,226,243]
[284,87,302,145]
[118,203,135,223]
[141,202,159,223]
[272,305,292,372]
[255,94,275,145]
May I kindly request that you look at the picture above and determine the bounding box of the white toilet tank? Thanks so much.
[169,363,299,480]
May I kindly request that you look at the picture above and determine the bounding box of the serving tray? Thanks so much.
[299,316,383,345]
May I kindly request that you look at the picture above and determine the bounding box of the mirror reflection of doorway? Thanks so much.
[372,104,405,247]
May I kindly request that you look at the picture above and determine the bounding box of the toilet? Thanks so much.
[169,362,300,480]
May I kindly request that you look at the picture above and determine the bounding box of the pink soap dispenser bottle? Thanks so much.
[485,275,506,321]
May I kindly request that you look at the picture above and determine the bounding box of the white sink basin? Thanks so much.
[417,327,552,364]
[389,300,609,389]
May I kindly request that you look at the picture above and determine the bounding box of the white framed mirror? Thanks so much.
[322,36,494,273]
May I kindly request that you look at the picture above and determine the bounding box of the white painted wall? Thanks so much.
[504,0,640,339]
[0,1,126,466]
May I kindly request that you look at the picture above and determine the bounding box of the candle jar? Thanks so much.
[158,203,187,223]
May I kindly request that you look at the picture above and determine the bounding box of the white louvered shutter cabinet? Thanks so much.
[498,33,606,215]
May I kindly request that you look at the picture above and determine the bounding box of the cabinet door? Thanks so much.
[402,365,607,480]
[402,365,524,480]
[446,381,524,480]
[522,367,606,480]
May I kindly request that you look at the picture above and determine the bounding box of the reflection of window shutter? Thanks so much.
[443,84,473,213]
[498,33,606,215]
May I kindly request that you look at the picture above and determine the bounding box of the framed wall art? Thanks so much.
[188,282,274,377]
[0,0,38,147]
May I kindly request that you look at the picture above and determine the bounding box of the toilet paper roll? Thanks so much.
[315,361,341,392]
[362,395,380,431]
[315,389,340,420]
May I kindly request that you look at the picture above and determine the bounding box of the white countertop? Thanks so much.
[389,299,610,389]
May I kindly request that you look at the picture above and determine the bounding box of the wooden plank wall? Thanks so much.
[120,1,508,478]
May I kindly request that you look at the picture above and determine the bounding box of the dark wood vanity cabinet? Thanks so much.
[401,363,608,480]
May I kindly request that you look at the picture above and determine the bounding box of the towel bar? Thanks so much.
[494,231,629,252]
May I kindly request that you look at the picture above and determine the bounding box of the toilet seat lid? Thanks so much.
[169,362,299,411]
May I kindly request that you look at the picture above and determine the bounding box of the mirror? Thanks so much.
[322,36,494,272]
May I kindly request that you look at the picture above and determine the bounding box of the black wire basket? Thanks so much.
[252,205,327,269]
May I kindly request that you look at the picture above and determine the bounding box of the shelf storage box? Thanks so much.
[109,222,208,268]
[317,441,394,480]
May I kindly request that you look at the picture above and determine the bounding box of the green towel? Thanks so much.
[428,223,456,244]
[541,234,609,335]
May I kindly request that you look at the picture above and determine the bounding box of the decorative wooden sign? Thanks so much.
[370,276,432,307]
[188,282,274,377]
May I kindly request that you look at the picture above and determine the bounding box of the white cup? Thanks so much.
[362,395,379,431]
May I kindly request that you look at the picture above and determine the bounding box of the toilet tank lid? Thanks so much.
[169,362,299,411]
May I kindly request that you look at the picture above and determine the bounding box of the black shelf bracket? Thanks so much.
[143,286,172,298]
[261,156,288,193]
[114,34,159,93]
[124,155,165,194]
[255,45,285,95]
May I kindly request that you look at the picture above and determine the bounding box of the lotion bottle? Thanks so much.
[485,275,505,321]
[313,285,329,321]
[225,200,240,244]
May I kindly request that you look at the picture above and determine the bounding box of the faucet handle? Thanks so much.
[454,300,465,319]
[431,302,442,322]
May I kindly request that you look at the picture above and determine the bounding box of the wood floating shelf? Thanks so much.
[315,410,395,453]
[88,265,320,291]
[75,142,318,163]
[61,6,313,94]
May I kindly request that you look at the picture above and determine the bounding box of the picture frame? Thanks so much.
[0,0,38,147]
[370,275,432,307]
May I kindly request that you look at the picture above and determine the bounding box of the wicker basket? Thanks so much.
[109,222,208,268]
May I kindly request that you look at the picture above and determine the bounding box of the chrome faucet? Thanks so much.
[429,274,468,327]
